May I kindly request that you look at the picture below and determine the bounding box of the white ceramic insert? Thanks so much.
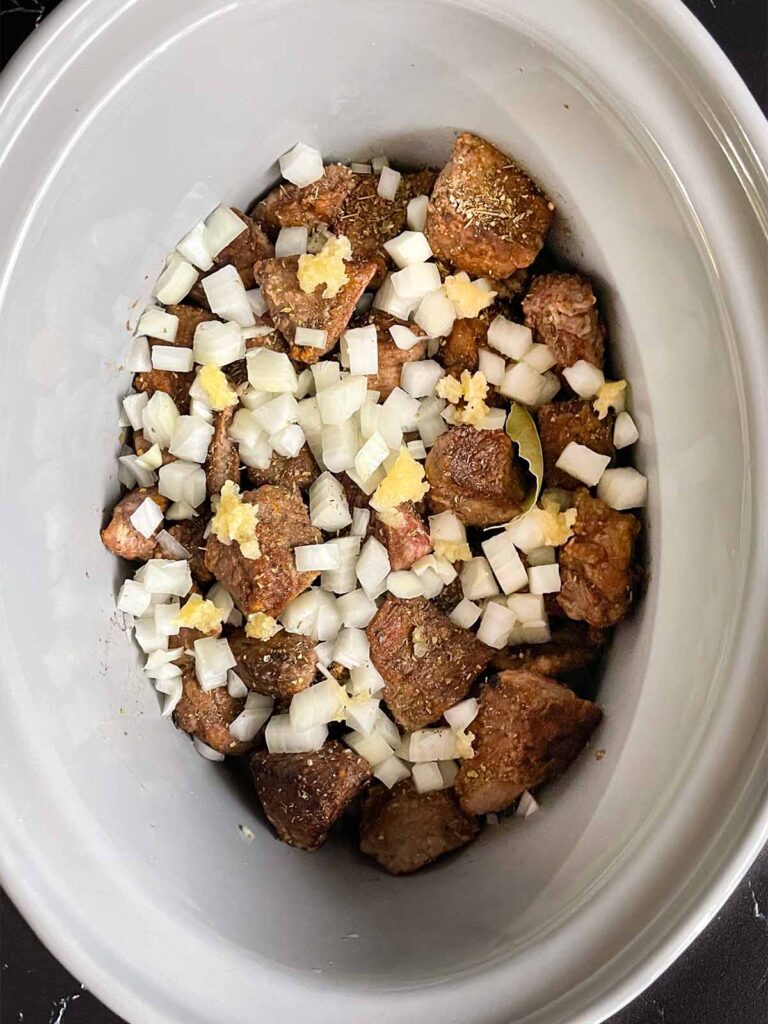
[0,1,767,1022]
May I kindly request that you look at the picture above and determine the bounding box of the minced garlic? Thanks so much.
[173,594,225,634]
[297,234,352,299]
[376,506,407,529]
[210,480,261,559]
[436,375,464,404]
[433,539,472,563]
[197,364,238,411]
[444,272,496,319]
[437,369,489,426]
[535,499,578,547]
[370,447,429,511]
[455,729,475,760]
[245,612,282,640]
[594,380,627,420]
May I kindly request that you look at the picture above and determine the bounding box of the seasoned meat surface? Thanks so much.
[523,273,605,370]
[359,780,480,875]
[455,670,601,814]
[424,133,553,277]
[367,595,493,730]
[246,445,319,492]
[173,664,251,756]
[492,622,606,679]
[537,399,614,489]
[204,484,321,616]
[253,165,356,234]
[132,368,194,413]
[228,629,317,697]
[251,741,372,849]
[357,310,428,400]
[558,490,640,629]
[425,425,528,526]
[101,488,167,561]
[439,314,488,378]
[255,254,377,362]
[205,406,240,496]
[371,503,432,571]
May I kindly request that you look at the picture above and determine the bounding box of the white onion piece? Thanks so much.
[168,415,214,463]
[295,543,342,572]
[400,359,444,398]
[321,419,358,472]
[356,536,391,595]
[382,387,420,431]
[412,761,444,794]
[499,362,545,406]
[538,372,561,405]
[253,393,300,434]
[384,230,433,269]
[294,326,329,349]
[377,166,401,200]
[316,375,367,424]
[449,598,481,630]
[508,620,551,645]
[345,730,393,767]
[135,444,163,471]
[280,589,341,642]
[418,414,447,447]
[238,434,272,470]
[177,221,213,271]
[460,557,499,601]
[343,325,379,375]
[126,336,152,372]
[556,442,611,487]
[406,439,427,461]
[345,463,386,496]
[477,601,516,649]
[507,593,546,623]
[429,510,467,545]
[391,262,442,301]
[527,563,562,595]
[122,392,149,431]
[245,286,267,317]
[321,536,361,595]
[406,194,429,232]
[229,693,274,742]
[515,790,540,818]
[475,407,507,431]
[371,155,389,171]
[417,566,445,599]
[350,162,372,174]
[526,546,556,567]
[117,579,151,617]
[386,570,424,599]
[373,755,411,788]
[290,678,346,730]
[279,141,324,188]
[414,288,456,338]
[444,698,479,732]
[151,345,194,372]
[129,496,164,539]
[354,431,389,481]
[482,531,528,594]
[275,225,309,258]
[165,501,197,521]
[228,408,264,448]
[194,636,236,691]
[614,411,639,449]
[505,511,547,554]
[271,423,305,458]
[351,507,371,538]
[405,727,460,763]
[478,347,506,386]
[311,360,341,391]
[192,320,245,366]
[202,265,255,327]
[227,670,248,699]
[336,589,377,628]
[153,601,181,637]
[134,615,169,654]
[192,736,226,762]
[137,306,179,342]
[372,275,416,320]
[266,715,328,754]
[153,254,197,305]
[142,391,180,449]
[155,529,190,560]
[562,360,605,398]
[158,461,206,508]
[208,582,235,622]
[309,472,351,531]
[155,675,183,717]
[389,324,423,351]
[142,558,193,597]
[486,315,532,359]
[344,696,380,737]
[204,206,247,257]
[247,348,298,393]
[523,344,557,373]
[348,664,386,698]
[597,467,648,509]
[294,368,315,400]
[333,626,370,669]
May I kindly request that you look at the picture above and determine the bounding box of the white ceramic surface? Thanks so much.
[0,1,767,1022]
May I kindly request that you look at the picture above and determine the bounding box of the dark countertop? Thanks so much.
[1,1,767,1022]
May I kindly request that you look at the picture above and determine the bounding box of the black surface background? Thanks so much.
[0,1,767,1021]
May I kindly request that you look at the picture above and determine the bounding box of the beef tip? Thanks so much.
[367,595,492,730]
[252,164,356,235]
[205,406,240,496]
[133,368,194,413]
[246,444,319,492]
[424,133,553,278]
[101,488,167,561]
[557,489,640,628]
[438,314,488,377]
[371,503,432,571]
[228,629,317,698]
[255,254,377,363]
[250,741,372,849]
[204,484,321,616]
[332,169,437,286]
[455,669,601,814]
[163,516,214,585]
[492,622,606,679]
[243,319,288,353]
[356,310,428,399]
[537,399,614,489]
[485,268,529,300]
[522,273,606,370]
[172,663,251,756]
[359,780,480,875]
[425,425,528,527]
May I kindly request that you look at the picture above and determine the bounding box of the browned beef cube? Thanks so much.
[251,741,372,849]
[204,484,320,616]
[255,254,377,363]
[243,318,289,353]
[163,515,213,585]
[252,165,356,235]
[228,629,317,698]
[133,368,194,413]
[537,399,614,489]
[356,310,427,399]
[332,169,437,286]
[367,595,492,730]
[246,445,319,492]
[173,664,252,756]
[425,425,528,527]
[371,503,432,571]
[101,488,167,561]
[438,314,487,377]
[205,406,240,496]
[522,272,606,370]
[557,490,640,628]
[492,622,606,679]
[455,669,601,814]
[359,780,480,875]
[424,133,553,278]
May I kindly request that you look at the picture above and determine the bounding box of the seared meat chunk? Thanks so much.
[425,425,528,526]
[133,368,194,413]
[228,629,317,698]
[251,741,372,849]
[332,169,436,286]
[246,445,319,492]
[522,272,605,370]
[492,622,606,679]
[357,310,427,400]
[455,670,601,814]
[359,780,480,875]
[173,664,251,756]
[537,399,614,489]
[439,314,488,377]
[253,165,356,235]
[161,516,214,585]
[367,595,492,730]
[204,484,321,616]
[255,254,377,362]
[424,133,553,277]
[558,490,640,628]
[205,406,240,496]
[101,488,167,561]
[371,503,432,571]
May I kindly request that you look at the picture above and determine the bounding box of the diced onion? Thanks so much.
[229,692,274,742]
[387,570,424,599]
[499,362,545,406]
[351,507,370,537]
[245,286,267,316]
[192,320,245,366]
[527,563,562,594]
[508,620,551,645]
[373,274,416,320]
[356,536,391,594]
[405,727,460,762]
[271,423,305,458]
[486,315,532,359]
[481,531,528,594]
[348,664,386,697]
[134,615,168,654]
[460,557,499,601]
[252,392,300,434]
[400,359,444,398]
[336,589,377,628]
[204,205,247,257]
[526,546,556,567]
[294,542,343,572]
[345,463,386,496]
[418,414,447,447]
[153,253,197,305]
[562,360,605,398]
[538,372,561,405]
[193,636,236,691]
[391,263,442,301]
[414,288,456,338]
[202,265,255,327]
[596,467,648,509]
[354,431,389,481]
[377,166,402,200]
[384,230,433,269]
[614,411,639,449]
[333,626,370,669]
[247,348,298,394]
[412,761,444,794]
[515,791,540,818]
[227,670,248,699]
[122,392,149,431]
[153,601,181,637]
[275,226,309,258]
[389,324,423,351]
[555,442,611,487]
[137,306,179,342]
[126,336,152,372]
[279,141,324,188]
[321,419,359,472]
[344,697,380,737]
[311,360,341,391]
[168,415,215,463]
[345,730,393,766]
[209,583,236,623]
[406,194,429,232]
[118,454,156,488]
[382,386,420,431]
[192,736,225,761]
[290,678,346,730]
[475,407,507,431]
[265,714,327,753]
[477,601,516,649]
[117,579,151,617]
[294,326,329,349]
[151,345,194,372]
[142,558,193,597]
[142,391,180,449]
[406,439,427,461]
[129,496,164,539]
[429,510,467,546]
[280,589,341,642]
[449,598,481,629]
[316,375,367,424]
[227,408,264,448]
[135,444,163,471]
[158,460,206,508]
[350,162,372,174]
[523,344,557,373]
[165,501,197,521]
[309,472,352,531]
[478,348,506,386]
[343,325,379,375]
[507,593,546,623]
[444,698,479,732]
[373,755,411,788]
[371,155,389,171]
[177,221,213,271]
[321,536,362,595]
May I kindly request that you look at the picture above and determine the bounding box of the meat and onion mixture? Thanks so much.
[104,134,646,874]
